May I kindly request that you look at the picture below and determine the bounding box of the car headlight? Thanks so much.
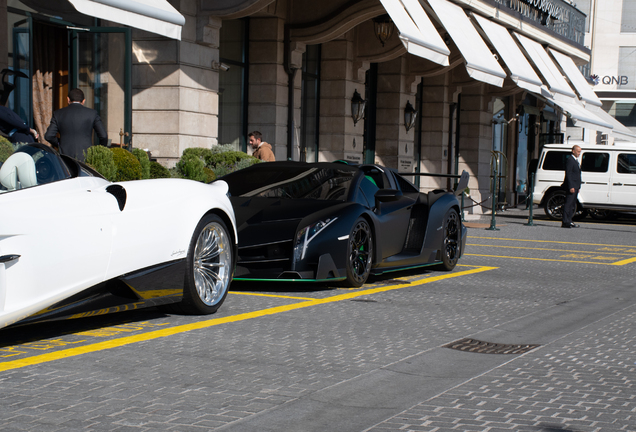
[293,218,337,262]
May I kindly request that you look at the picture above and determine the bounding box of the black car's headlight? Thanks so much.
[293,218,338,262]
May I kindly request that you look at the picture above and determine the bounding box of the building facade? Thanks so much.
[582,0,636,143]
[1,0,632,214]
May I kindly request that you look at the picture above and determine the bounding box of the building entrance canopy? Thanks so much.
[20,0,185,40]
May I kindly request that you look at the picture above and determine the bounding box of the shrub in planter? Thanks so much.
[211,163,231,179]
[0,137,13,164]
[207,150,251,168]
[132,148,151,179]
[85,145,117,181]
[182,147,214,167]
[176,152,207,182]
[233,157,261,171]
[111,147,142,181]
[210,144,236,154]
[204,167,216,183]
[149,161,171,179]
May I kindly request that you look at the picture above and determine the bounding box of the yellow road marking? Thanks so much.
[230,292,316,301]
[611,257,636,266]
[467,243,635,256]
[468,236,636,248]
[466,253,628,265]
[0,266,497,372]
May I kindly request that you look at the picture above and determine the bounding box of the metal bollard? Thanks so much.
[525,172,535,226]
[487,158,499,231]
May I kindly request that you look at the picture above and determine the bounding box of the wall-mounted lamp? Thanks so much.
[212,61,230,71]
[351,90,367,126]
[404,100,418,132]
[373,14,394,47]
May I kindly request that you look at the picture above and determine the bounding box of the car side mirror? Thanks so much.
[375,189,403,204]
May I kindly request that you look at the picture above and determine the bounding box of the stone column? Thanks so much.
[375,57,417,171]
[418,73,452,191]
[459,83,495,215]
[248,17,288,161]
[319,32,367,163]
[132,0,219,167]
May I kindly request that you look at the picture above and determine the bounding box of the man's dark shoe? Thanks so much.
[570,223,579,228]
[561,224,571,228]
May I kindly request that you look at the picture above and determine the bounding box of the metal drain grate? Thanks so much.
[444,338,540,354]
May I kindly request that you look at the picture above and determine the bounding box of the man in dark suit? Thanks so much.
[562,145,582,228]
[0,106,38,143]
[45,88,108,161]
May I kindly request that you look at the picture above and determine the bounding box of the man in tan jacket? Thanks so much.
[248,131,275,162]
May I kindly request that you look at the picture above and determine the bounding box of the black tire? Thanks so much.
[589,208,615,220]
[544,190,566,220]
[344,218,373,287]
[436,208,460,271]
[177,214,234,314]
[544,190,587,221]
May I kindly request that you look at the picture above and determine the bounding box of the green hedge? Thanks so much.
[85,146,117,181]
[149,161,171,179]
[176,152,207,182]
[81,144,259,184]
[132,148,151,180]
[112,147,142,181]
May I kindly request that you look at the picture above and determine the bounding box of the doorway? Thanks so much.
[8,13,131,147]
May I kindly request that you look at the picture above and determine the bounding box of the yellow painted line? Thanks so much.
[0,266,497,372]
[466,253,627,265]
[611,257,636,266]
[467,243,634,256]
[230,292,316,301]
[468,236,636,248]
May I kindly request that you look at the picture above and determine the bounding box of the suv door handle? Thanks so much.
[613,182,623,186]
[0,254,20,263]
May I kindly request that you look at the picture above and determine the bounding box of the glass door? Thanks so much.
[70,27,132,148]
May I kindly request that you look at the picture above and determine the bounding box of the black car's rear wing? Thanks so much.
[397,170,469,197]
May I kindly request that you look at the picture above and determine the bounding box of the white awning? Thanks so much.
[546,97,614,131]
[425,0,506,87]
[472,15,543,94]
[586,106,636,140]
[548,48,602,107]
[67,0,185,40]
[514,33,577,99]
[379,0,450,66]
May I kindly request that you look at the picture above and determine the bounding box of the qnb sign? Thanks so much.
[601,76,629,86]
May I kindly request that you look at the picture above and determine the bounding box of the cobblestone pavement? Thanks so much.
[0,208,635,431]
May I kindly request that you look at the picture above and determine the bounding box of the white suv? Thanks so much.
[532,142,636,220]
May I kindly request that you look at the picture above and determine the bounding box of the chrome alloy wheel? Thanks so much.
[193,221,232,306]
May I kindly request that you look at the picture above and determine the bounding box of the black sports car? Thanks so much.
[221,161,468,287]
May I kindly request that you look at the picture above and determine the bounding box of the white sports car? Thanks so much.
[0,143,237,329]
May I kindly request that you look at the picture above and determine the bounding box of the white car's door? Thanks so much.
[579,150,611,206]
[609,152,636,206]
[0,148,118,326]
